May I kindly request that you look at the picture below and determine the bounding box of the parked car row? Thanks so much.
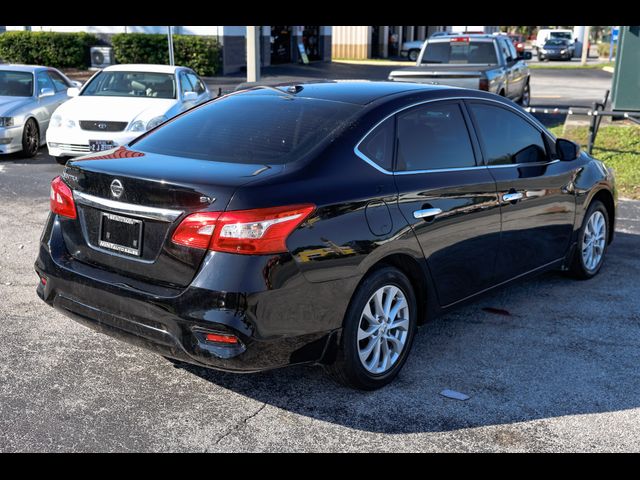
[0,63,212,160]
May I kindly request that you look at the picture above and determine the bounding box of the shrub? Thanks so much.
[0,31,97,68]
[597,42,616,58]
[111,33,221,76]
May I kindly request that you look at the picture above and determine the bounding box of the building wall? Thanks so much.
[332,25,370,59]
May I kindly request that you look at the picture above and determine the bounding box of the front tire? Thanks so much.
[408,49,419,62]
[21,118,39,158]
[568,200,610,279]
[325,267,417,390]
[54,156,70,166]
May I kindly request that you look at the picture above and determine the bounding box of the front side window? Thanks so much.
[0,70,33,97]
[47,71,70,92]
[36,72,54,95]
[468,102,548,165]
[81,71,176,99]
[186,72,206,94]
[422,40,498,65]
[498,38,512,62]
[396,102,477,171]
[358,117,394,171]
[179,71,193,95]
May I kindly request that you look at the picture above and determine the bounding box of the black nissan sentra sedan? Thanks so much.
[36,82,616,390]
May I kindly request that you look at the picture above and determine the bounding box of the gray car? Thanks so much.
[0,65,79,157]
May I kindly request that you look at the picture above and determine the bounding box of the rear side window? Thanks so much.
[468,103,548,165]
[131,94,362,164]
[358,117,394,171]
[396,102,476,171]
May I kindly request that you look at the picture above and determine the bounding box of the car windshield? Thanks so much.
[130,93,362,165]
[0,71,34,97]
[550,32,572,41]
[81,71,176,99]
[546,39,569,46]
[421,40,498,64]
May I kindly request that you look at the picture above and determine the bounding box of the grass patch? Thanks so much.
[529,62,614,70]
[550,124,640,199]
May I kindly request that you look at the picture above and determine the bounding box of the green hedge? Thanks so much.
[0,31,97,68]
[597,42,616,58]
[111,33,221,76]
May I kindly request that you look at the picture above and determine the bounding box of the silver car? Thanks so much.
[0,65,79,157]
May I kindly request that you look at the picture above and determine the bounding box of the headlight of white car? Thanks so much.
[51,114,76,129]
[128,115,167,132]
[0,117,14,127]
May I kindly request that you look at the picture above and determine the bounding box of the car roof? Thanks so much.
[240,81,450,106]
[102,64,182,74]
[0,64,51,72]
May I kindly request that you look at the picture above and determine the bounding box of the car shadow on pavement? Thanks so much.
[176,230,640,434]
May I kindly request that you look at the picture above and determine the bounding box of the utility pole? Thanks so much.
[581,25,591,65]
[167,26,175,66]
[246,26,261,83]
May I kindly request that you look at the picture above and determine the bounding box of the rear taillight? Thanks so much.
[50,176,77,219]
[171,204,315,255]
[205,333,239,344]
[479,78,489,91]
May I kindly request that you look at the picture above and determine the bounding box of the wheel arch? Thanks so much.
[591,189,616,244]
[360,252,435,325]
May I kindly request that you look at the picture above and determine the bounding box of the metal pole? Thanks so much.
[246,26,261,83]
[167,26,175,66]
[587,101,598,154]
[581,26,591,65]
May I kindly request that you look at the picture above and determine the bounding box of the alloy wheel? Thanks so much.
[582,210,606,271]
[357,285,409,374]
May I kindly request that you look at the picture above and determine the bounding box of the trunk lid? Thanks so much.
[389,64,495,89]
[60,148,282,288]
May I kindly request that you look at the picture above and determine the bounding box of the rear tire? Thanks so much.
[325,267,417,390]
[54,156,70,166]
[568,200,609,279]
[21,118,39,158]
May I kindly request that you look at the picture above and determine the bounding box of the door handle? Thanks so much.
[413,208,442,220]
[503,192,524,203]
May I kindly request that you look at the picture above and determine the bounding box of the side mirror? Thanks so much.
[519,51,533,60]
[183,91,198,102]
[67,87,80,97]
[71,80,83,88]
[39,87,55,97]
[557,138,580,161]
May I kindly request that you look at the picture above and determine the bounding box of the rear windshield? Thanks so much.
[130,93,362,164]
[550,32,572,41]
[0,71,34,97]
[81,71,176,99]
[421,40,497,64]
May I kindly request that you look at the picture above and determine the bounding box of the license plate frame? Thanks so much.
[98,212,143,257]
[89,139,115,152]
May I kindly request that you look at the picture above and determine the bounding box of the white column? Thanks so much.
[246,26,261,82]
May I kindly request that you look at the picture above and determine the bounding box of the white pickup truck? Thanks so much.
[390,34,532,107]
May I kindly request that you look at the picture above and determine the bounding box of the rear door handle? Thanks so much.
[503,192,524,202]
[413,208,442,220]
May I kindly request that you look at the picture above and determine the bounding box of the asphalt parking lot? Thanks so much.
[1,67,639,452]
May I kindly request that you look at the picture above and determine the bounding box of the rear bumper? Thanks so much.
[35,215,349,372]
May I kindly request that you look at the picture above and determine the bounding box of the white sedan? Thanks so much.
[47,64,212,164]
